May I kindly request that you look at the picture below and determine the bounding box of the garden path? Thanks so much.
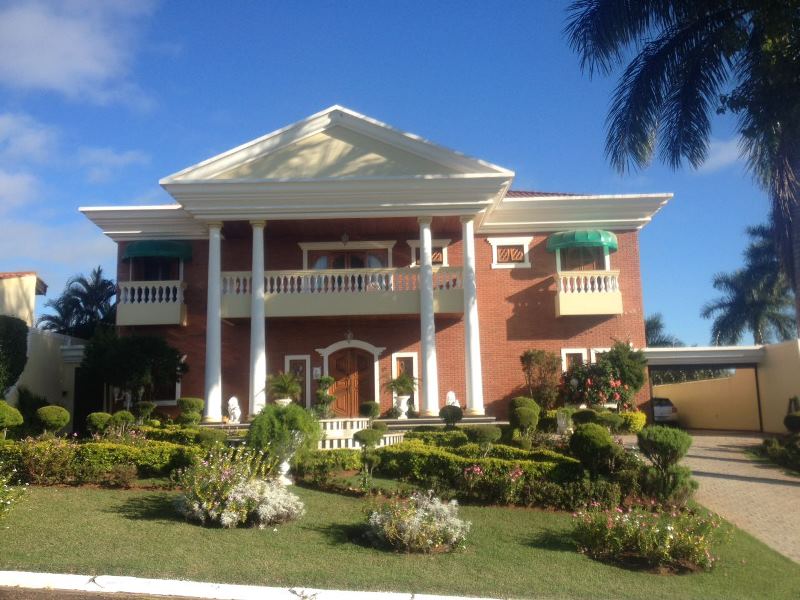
[627,431,800,563]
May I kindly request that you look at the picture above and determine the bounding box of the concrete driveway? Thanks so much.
[675,431,799,563]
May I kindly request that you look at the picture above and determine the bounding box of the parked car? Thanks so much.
[652,397,678,424]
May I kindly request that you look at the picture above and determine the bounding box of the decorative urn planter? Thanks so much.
[395,395,411,420]
[275,398,292,407]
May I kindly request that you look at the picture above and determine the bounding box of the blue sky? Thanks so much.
[0,1,769,345]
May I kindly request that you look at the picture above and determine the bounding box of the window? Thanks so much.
[487,237,533,269]
[284,355,311,408]
[590,348,611,363]
[407,239,450,267]
[131,256,180,281]
[299,241,396,270]
[557,247,611,272]
[561,348,588,371]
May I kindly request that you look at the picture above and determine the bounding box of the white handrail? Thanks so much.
[222,267,462,296]
[557,270,620,294]
[118,280,184,304]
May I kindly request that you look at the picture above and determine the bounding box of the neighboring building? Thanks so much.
[81,106,671,421]
[0,272,48,327]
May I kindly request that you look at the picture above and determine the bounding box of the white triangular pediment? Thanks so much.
[161,105,512,184]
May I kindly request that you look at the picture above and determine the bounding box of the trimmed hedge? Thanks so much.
[293,448,362,484]
[451,442,580,466]
[136,425,203,445]
[0,438,200,483]
[376,441,581,490]
[404,430,469,447]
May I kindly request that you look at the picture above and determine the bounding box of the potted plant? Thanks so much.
[384,372,417,420]
[268,372,302,407]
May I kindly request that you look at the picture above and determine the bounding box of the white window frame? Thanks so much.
[391,351,419,412]
[299,241,397,269]
[284,354,312,408]
[561,348,588,372]
[406,239,450,267]
[590,348,612,363]
[487,236,533,269]
[555,247,611,272]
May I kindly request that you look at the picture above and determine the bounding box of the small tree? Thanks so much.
[268,372,302,401]
[520,350,561,409]
[314,376,336,418]
[0,315,28,395]
[81,329,187,405]
[599,341,647,395]
[439,405,463,429]
[36,405,70,433]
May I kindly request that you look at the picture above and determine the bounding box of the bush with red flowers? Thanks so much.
[560,361,633,409]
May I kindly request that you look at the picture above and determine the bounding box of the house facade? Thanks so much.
[81,106,670,421]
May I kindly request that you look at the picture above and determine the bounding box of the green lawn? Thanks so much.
[1,486,799,599]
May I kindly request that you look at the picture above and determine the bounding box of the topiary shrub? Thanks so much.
[784,411,800,434]
[637,426,695,504]
[36,405,70,433]
[86,412,112,435]
[464,425,502,456]
[109,410,135,433]
[176,411,201,427]
[247,403,322,474]
[0,316,28,395]
[134,401,156,422]
[439,405,463,429]
[569,423,614,478]
[619,410,647,433]
[354,427,384,450]
[360,402,381,419]
[572,409,597,425]
[509,397,540,432]
[314,376,336,418]
[595,411,624,433]
[15,387,48,436]
[0,400,23,439]
[177,397,204,413]
[371,421,388,432]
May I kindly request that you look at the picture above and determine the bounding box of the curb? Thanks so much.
[0,571,503,600]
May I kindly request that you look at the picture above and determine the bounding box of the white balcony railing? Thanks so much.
[555,270,623,317]
[557,270,620,294]
[117,280,186,326]
[222,267,463,317]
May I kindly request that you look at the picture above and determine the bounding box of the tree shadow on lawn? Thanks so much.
[108,492,184,523]
[526,528,577,553]
[305,521,380,550]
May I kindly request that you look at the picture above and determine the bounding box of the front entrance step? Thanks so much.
[381,416,508,432]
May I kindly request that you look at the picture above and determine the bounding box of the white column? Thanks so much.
[203,223,223,422]
[418,217,440,416]
[461,217,485,415]
[249,220,267,418]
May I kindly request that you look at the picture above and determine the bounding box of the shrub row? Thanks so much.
[404,430,469,447]
[539,409,646,433]
[0,438,200,484]
[445,442,577,466]
[293,449,362,484]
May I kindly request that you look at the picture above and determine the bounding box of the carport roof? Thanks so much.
[644,346,765,367]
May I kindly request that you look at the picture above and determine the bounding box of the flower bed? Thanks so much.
[572,506,725,572]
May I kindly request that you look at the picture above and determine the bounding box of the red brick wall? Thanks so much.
[116,220,648,419]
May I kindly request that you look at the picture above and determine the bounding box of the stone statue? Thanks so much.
[227,396,241,424]
[445,391,459,406]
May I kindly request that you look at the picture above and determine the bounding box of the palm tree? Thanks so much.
[645,313,683,347]
[38,266,116,339]
[701,225,795,344]
[565,1,800,325]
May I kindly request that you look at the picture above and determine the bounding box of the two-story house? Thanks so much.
[81,106,670,421]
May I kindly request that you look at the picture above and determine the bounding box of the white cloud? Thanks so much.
[0,1,155,108]
[0,169,39,213]
[698,138,741,173]
[0,113,59,162]
[78,146,150,183]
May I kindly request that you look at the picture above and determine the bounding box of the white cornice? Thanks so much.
[80,205,208,242]
[644,346,765,367]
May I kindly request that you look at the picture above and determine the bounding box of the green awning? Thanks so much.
[122,240,192,261]
[546,230,618,252]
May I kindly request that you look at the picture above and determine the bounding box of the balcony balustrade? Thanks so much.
[117,280,187,326]
[222,267,464,318]
[555,269,623,317]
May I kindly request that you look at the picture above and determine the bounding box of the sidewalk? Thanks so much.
[0,571,503,600]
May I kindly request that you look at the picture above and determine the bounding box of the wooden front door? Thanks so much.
[329,348,373,417]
